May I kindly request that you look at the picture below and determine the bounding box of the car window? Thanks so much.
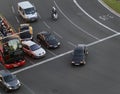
[4,74,15,82]
[30,44,40,51]
[24,7,35,14]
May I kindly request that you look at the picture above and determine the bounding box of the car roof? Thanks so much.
[18,1,33,9]
[22,40,36,46]
[0,70,11,77]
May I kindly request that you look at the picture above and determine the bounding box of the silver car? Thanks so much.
[0,70,21,92]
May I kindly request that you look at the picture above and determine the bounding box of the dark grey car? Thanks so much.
[0,70,21,92]
[72,44,88,66]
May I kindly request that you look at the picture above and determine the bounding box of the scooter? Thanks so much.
[51,12,58,20]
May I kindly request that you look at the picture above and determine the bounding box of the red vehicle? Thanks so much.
[0,15,26,69]
[0,37,26,69]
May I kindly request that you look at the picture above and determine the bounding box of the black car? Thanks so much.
[0,70,21,92]
[72,44,88,66]
[37,31,60,48]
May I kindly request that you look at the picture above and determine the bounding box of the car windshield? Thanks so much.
[30,44,40,51]
[20,26,29,31]
[24,7,35,14]
[46,34,56,41]
[4,74,15,82]
[20,30,31,39]
[74,49,84,57]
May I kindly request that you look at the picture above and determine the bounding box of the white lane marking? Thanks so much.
[67,41,76,47]
[52,31,63,39]
[12,50,73,74]
[12,33,120,74]
[43,21,51,29]
[46,49,56,56]
[54,1,99,40]
[15,16,20,23]
[87,33,120,46]
[98,0,120,18]
[73,0,119,34]
[38,13,41,19]
[11,6,15,14]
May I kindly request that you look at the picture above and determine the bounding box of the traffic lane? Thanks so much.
[53,0,115,39]
[76,0,120,32]
[15,35,120,94]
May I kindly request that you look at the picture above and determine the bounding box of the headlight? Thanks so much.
[72,61,75,63]
[6,83,12,89]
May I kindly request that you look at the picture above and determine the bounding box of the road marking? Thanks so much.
[11,6,15,14]
[67,41,76,47]
[38,13,41,19]
[54,1,99,40]
[73,0,119,34]
[47,49,56,56]
[12,50,73,74]
[12,33,120,75]
[15,16,20,23]
[98,0,120,18]
[52,31,63,39]
[43,21,51,29]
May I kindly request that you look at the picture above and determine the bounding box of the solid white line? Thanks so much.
[12,33,120,75]
[54,1,99,40]
[43,21,51,29]
[87,33,120,47]
[12,50,73,74]
[11,6,15,14]
[52,31,63,39]
[98,0,120,18]
[73,0,119,34]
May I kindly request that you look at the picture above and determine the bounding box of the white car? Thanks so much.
[22,40,46,58]
[18,1,38,22]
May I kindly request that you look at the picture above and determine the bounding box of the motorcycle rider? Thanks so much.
[52,6,57,14]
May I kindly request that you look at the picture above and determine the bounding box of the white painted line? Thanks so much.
[43,21,51,29]
[12,50,73,74]
[73,0,119,34]
[11,6,15,14]
[52,31,63,39]
[15,16,20,23]
[38,13,41,19]
[12,33,120,74]
[87,33,120,47]
[54,1,99,40]
[98,0,120,18]
[46,49,56,56]
[67,41,76,47]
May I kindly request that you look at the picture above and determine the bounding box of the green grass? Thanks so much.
[103,0,120,13]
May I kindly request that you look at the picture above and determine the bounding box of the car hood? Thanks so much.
[33,48,46,56]
[48,39,58,46]
[7,79,19,87]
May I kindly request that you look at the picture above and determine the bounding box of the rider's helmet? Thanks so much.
[52,6,57,14]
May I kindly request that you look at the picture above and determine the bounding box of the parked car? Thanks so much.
[18,24,33,41]
[37,31,60,49]
[0,70,21,92]
[18,1,38,22]
[72,44,88,66]
[22,40,46,58]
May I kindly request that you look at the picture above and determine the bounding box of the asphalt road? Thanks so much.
[0,0,120,94]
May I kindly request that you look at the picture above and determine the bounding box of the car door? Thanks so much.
[23,45,31,55]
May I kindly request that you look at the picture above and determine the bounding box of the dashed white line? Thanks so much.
[54,1,99,40]
[73,0,119,34]
[46,49,56,56]
[15,16,20,23]
[43,21,51,29]
[67,41,76,47]
[52,31,63,39]
[11,6,15,14]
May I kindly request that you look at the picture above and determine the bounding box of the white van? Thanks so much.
[18,1,38,22]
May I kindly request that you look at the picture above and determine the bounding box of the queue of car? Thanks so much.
[0,0,89,93]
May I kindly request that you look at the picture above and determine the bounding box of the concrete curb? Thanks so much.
[98,0,120,18]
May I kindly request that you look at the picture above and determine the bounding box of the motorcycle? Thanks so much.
[51,12,58,20]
